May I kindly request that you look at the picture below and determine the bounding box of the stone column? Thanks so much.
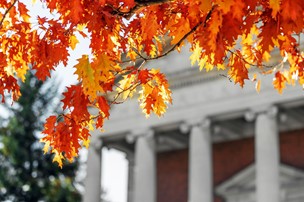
[189,119,213,202]
[134,129,156,202]
[126,154,135,202]
[83,138,102,202]
[255,107,280,202]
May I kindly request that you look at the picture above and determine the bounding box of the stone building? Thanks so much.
[83,46,304,202]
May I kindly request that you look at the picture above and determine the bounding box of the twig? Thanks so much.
[149,6,216,61]
[219,74,232,82]
[120,5,216,63]
[109,0,174,19]
[0,0,18,27]
[227,49,278,69]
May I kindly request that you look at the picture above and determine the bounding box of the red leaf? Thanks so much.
[97,96,110,118]
[138,69,151,84]
[96,116,104,129]
[42,115,57,135]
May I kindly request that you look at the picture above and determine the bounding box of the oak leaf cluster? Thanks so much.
[0,0,303,166]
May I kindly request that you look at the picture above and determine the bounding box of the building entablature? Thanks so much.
[99,73,304,146]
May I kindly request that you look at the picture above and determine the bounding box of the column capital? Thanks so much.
[126,128,154,143]
[125,152,135,162]
[180,117,211,133]
[245,105,279,121]
[266,106,279,118]
[91,138,103,151]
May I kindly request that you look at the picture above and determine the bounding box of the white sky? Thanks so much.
[23,1,128,202]
[102,149,128,202]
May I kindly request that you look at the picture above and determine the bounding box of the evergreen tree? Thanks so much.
[0,73,81,202]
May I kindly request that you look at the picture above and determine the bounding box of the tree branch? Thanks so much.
[130,5,216,62]
[0,0,18,28]
[110,0,174,19]
[227,49,278,69]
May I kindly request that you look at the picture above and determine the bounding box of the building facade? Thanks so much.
[83,47,304,202]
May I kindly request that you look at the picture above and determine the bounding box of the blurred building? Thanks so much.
[83,47,304,202]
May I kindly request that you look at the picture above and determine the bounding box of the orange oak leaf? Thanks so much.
[199,0,212,14]
[138,69,172,117]
[273,71,287,94]
[70,0,84,23]
[228,52,249,87]
[61,85,90,120]
[269,0,281,18]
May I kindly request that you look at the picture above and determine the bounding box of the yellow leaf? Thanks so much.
[77,24,87,32]
[154,97,167,116]
[86,118,95,131]
[52,151,63,168]
[117,74,137,100]
[217,63,225,70]
[69,35,79,50]
[252,73,257,81]
[262,51,271,62]
[190,43,202,66]
[127,50,137,61]
[242,26,257,45]
[256,79,261,93]
[42,141,50,154]
[74,55,91,77]
[4,65,14,77]
[74,54,118,99]
[198,55,208,71]
[83,138,90,148]
[92,53,119,81]
[149,44,157,58]
[199,54,214,72]
[205,62,214,72]
[10,53,29,82]
[74,55,99,99]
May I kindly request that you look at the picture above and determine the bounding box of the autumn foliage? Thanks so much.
[0,0,303,166]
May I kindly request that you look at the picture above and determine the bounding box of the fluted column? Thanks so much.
[83,138,102,202]
[255,107,280,202]
[188,119,213,202]
[133,129,156,202]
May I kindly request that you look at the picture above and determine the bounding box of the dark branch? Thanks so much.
[0,0,18,27]
[227,50,278,69]
[110,0,174,19]
[132,5,216,62]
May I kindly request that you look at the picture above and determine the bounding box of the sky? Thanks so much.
[102,149,128,202]
[17,1,128,202]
